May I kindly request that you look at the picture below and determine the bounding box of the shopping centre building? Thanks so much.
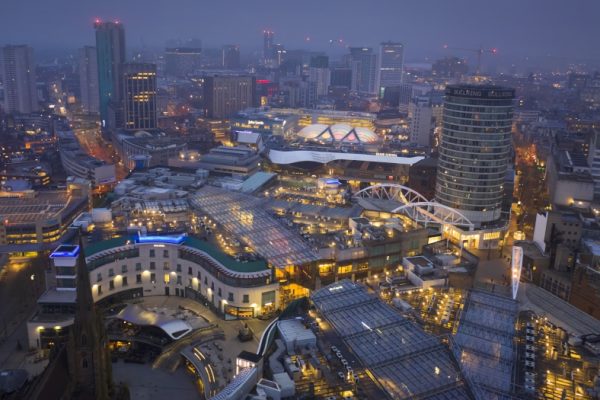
[28,233,279,348]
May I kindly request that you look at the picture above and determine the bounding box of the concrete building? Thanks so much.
[195,145,260,177]
[377,41,404,97]
[587,130,600,200]
[57,130,116,188]
[203,75,254,118]
[122,63,157,131]
[222,45,241,69]
[114,131,187,171]
[546,149,594,208]
[0,182,89,247]
[94,20,126,128]
[78,46,99,114]
[409,96,433,147]
[435,85,515,225]
[308,55,330,98]
[0,45,38,114]
[165,46,202,77]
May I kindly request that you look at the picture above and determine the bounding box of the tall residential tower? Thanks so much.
[0,45,38,114]
[78,46,99,114]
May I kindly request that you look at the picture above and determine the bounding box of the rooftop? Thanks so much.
[83,234,268,274]
[311,280,475,400]
[191,186,320,269]
[0,191,87,225]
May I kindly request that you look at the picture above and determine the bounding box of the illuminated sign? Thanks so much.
[511,246,523,300]
[328,285,344,292]
[247,120,265,126]
[135,233,186,245]
[50,244,80,258]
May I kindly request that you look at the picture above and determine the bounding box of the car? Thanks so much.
[526,335,535,343]
[353,374,359,383]
[336,351,343,358]
[331,346,339,353]
[341,359,348,366]
[337,371,345,381]
[525,345,536,351]
[525,360,535,368]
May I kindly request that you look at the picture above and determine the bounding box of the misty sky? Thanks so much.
[2,0,600,64]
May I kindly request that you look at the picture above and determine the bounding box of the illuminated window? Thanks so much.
[337,265,352,275]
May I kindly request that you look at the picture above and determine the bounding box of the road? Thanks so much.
[0,255,46,344]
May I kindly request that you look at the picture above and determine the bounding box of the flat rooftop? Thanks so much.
[0,191,87,225]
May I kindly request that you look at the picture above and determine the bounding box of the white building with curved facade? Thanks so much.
[85,234,279,319]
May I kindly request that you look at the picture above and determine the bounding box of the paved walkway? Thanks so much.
[112,361,199,400]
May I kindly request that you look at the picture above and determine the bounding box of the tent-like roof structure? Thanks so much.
[297,123,379,144]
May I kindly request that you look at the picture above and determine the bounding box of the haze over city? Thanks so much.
[1,1,600,400]
[1,0,600,68]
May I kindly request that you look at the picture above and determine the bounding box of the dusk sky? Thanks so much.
[2,0,600,64]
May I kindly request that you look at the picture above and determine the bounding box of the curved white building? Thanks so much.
[85,234,279,319]
[268,148,423,166]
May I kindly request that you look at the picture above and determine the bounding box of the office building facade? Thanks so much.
[308,55,330,98]
[409,97,433,147]
[204,75,254,118]
[1,45,38,114]
[94,20,125,128]
[348,47,377,95]
[78,46,99,114]
[263,30,275,66]
[122,63,157,131]
[165,47,202,77]
[222,45,241,69]
[377,41,404,97]
[435,85,515,224]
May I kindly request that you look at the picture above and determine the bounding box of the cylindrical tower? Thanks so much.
[435,85,515,225]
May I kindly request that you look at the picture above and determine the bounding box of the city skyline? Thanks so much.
[0,0,599,68]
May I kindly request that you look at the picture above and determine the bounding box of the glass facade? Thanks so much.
[94,21,125,127]
[435,85,514,224]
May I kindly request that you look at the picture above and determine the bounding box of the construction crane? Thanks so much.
[442,44,498,75]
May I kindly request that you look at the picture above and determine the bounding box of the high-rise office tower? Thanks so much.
[273,44,286,67]
[94,20,125,128]
[409,96,433,147]
[308,55,330,97]
[122,63,157,131]
[203,75,254,118]
[263,30,275,65]
[435,85,515,224]
[222,45,241,69]
[78,46,99,114]
[377,41,404,97]
[348,47,377,94]
[165,46,202,77]
[0,45,38,114]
